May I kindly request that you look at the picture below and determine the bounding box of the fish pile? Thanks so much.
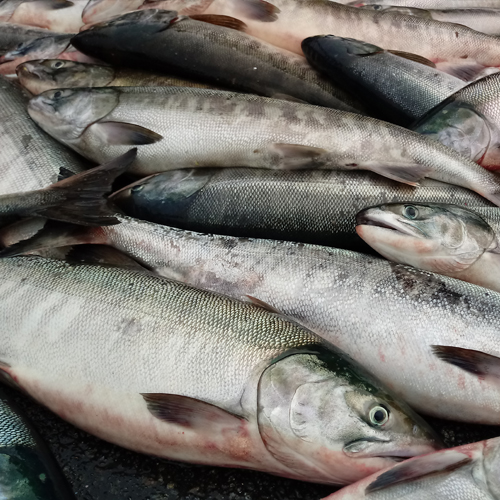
[2,1,500,499]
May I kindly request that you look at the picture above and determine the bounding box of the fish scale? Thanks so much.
[0,76,87,195]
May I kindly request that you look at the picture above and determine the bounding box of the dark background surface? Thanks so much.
[4,385,500,500]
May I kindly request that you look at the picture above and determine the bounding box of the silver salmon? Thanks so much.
[0,256,439,484]
[26,86,500,206]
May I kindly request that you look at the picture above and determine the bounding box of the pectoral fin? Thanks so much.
[387,50,435,68]
[432,345,500,379]
[366,450,472,493]
[141,393,245,429]
[92,121,163,146]
[229,0,280,22]
[189,14,247,31]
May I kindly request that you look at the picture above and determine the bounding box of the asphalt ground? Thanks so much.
[4,385,500,500]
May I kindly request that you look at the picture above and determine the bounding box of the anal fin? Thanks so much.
[368,163,433,186]
[366,450,472,493]
[271,143,329,169]
[387,50,436,68]
[432,345,500,380]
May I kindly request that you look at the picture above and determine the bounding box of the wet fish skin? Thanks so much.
[27,85,500,206]
[9,214,500,425]
[414,73,500,171]
[301,35,466,126]
[0,75,88,196]
[324,437,500,500]
[0,386,75,500]
[360,5,500,36]
[110,168,493,253]
[350,0,500,8]
[356,202,500,293]
[16,59,223,95]
[72,10,364,112]
[0,256,439,484]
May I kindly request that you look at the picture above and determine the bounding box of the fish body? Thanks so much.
[12,214,500,425]
[0,256,438,484]
[351,0,500,8]
[0,386,75,500]
[0,22,65,55]
[360,5,500,36]
[0,33,98,76]
[324,437,500,500]
[356,202,500,293]
[26,86,500,206]
[414,73,500,171]
[302,35,466,126]
[111,168,492,252]
[16,60,224,95]
[0,76,87,196]
[72,11,364,112]
[0,0,86,32]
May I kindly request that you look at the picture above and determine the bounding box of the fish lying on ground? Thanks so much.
[0,33,98,76]
[0,75,89,195]
[414,73,500,171]
[0,386,75,500]
[360,5,500,36]
[6,215,500,425]
[356,202,500,293]
[72,10,364,112]
[0,0,87,32]
[16,60,224,95]
[302,35,466,127]
[0,256,440,485]
[0,149,135,226]
[110,168,492,252]
[26,86,500,206]
[324,436,500,500]
[0,22,65,55]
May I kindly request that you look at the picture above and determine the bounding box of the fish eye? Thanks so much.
[53,61,64,69]
[404,205,418,219]
[53,90,62,99]
[131,184,144,194]
[369,405,390,426]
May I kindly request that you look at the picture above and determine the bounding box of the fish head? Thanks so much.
[111,169,215,221]
[27,87,119,143]
[356,203,496,274]
[257,345,441,484]
[414,100,492,166]
[16,60,115,95]
[302,34,383,69]
[1,34,71,62]
[82,0,145,25]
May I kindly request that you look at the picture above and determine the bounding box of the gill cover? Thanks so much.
[28,87,120,143]
[256,346,439,484]
[414,100,491,164]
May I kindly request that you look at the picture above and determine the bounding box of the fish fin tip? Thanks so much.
[245,295,281,314]
[94,122,163,146]
[141,393,244,429]
[387,50,435,68]
[189,14,247,32]
[35,149,136,226]
[366,451,472,493]
[432,345,500,379]
[231,0,280,22]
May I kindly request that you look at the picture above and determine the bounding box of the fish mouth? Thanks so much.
[356,209,425,238]
[16,62,42,80]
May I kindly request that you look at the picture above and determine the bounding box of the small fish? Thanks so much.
[0,386,75,500]
[110,168,492,253]
[16,60,222,95]
[360,5,500,36]
[302,35,466,126]
[324,436,500,500]
[355,202,500,292]
[414,72,500,171]
[0,33,98,76]
[26,86,500,206]
[0,149,136,226]
[0,256,440,485]
[72,10,364,112]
